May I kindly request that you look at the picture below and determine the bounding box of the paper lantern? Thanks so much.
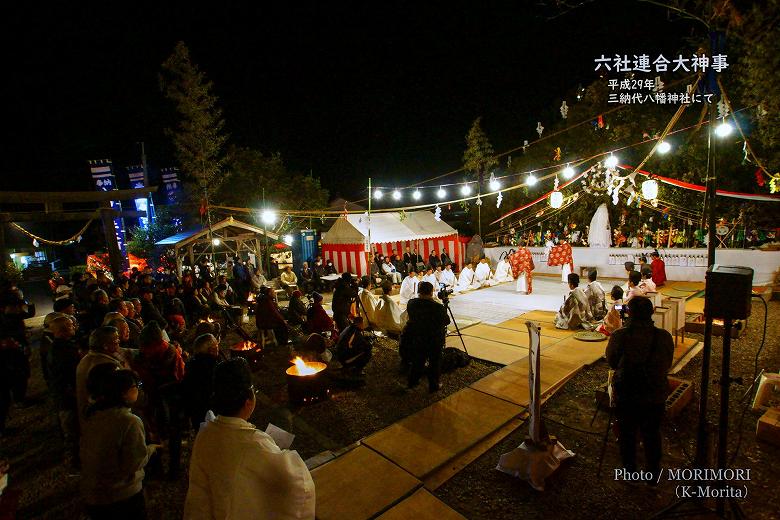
[642,178,659,200]
[549,190,563,208]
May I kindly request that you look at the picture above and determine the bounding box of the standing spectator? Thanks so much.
[80,365,158,519]
[649,250,667,287]
[139,287,168,330]
[606,296,674,479]
[75,326,124,426]
[184,358,315,519]
[404,281,450,392]
[46,316,82,466]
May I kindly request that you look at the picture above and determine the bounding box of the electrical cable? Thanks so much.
[728,295,769,466]
[542,414,603,436]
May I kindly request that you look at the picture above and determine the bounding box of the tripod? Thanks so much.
[442,296,469,358]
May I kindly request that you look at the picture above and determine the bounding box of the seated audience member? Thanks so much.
[584,269,607,320]
[650,250,667,287]
[299,262,315,293]
[639,266,657,293]
[439,250,451,267]
[455,262,480,292]
[422,268,439,295]
[76,326,125,426]
[335,317,373,376]
[305,293,338,339]
[625,271,646,302]
[474,258,497,287]
[428,250,442,270]
[374,282,406,335]
[357,277,379,325]
[184,358,315,520]
[89,289,110,330]
[399,270,418,305]
[600,286,625,335]
[181,334,220,430]
[297,333,333,364]
[255,286,291,345]
[324,260,337,276]
[248,266,267,294]
[210,284,231,310]
[81,365,157,519]
[391,253,407,278]
[439,264,456,291]
[280,266,298,296]
[286,290,308,326]
[494,256,513,283]
[369,255,385,286]
[382,257,402,284]
[554,273,593,330]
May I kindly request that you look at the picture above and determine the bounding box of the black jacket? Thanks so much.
[404,297,450,351]
[606,322,674,405]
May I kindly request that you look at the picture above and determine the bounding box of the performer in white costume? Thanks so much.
[357,277,379,325]
[375,282,407,334]
[439,264,456,291]
[474,258,497,287]
[494,256,513,283]
[587,203,612,248]
[399,270,419,305]
[455,263,480,292]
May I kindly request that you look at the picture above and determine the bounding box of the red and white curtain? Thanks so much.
[321,233,464,276]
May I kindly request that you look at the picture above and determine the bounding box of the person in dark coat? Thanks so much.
[331,273,356,332]
[46,315,82,466]
[181,333,219,430]
[305,293,338,339]
[606,296,674,479]
[403,281,450,392]
[335,317,372,375]
[286,290,308,326]
[428,250,442,270]
[139,287,168,330]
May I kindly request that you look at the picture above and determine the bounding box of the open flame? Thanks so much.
[232,340,257,351]
[288,356,325,376]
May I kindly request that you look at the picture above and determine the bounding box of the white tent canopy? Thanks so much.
[322,211,456,245]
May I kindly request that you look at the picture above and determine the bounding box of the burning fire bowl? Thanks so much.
[229,340,263,370]
[286,358,330,406]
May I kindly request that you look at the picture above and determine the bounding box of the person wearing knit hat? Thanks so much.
[286,290,308,327]
[305,292,338,339]
[185,358,315,519]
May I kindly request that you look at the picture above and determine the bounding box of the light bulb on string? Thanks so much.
[526,174,538,186]
[715,121,733,138]
[562,165,575,179]
[437,187,446,199]
[212,238,221,246]
[605,154,619,169]
[657,141,671,154]
[489,178,500,191]
[641,178,659,200]
[373,189,383,199]
[460,184,472,196]
[392,189,401,200]
[412,189,421,201]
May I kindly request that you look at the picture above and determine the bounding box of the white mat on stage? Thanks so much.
[447,278,570,324]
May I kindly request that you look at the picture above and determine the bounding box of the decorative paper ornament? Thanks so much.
[553,147,561,162]
[320,214,326,224]
[496,191,503,208]
[717,100,729,119]
[522,140,529,153]
[33,239,40,248]
[399,210,408,222]
[560,101,569,119]
[77,235,82,243]
[742,141,751,164]
[507,156,512,167]
[434,205,442,221]
[553,176,559,190]
[475,195,483,206]
[549,190,563,208]
[536,122,544,137]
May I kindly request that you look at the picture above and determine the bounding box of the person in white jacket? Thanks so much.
[494,257,513,283]
[398,270,419,305]
[439,264,456,291]
[184,358,315,520]
[357,276,379,326]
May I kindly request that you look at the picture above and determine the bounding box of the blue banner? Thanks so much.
[89,159,128,268]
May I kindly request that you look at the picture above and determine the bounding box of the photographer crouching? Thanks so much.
[401,281,450,393]
[331,273,358,332]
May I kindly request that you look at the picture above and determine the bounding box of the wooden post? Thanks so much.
[99,207,123,279]
[175,245,183,277]
[188,244,194,267]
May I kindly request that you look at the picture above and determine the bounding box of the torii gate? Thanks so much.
[0,187,156,278]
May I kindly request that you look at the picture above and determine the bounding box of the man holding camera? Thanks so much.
[403,281,450,392]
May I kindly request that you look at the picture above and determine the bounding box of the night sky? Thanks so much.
[5,1,697,200]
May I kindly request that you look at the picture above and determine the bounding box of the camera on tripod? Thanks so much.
[438,282,453,302]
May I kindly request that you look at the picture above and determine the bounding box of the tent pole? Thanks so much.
[367,178,372,274]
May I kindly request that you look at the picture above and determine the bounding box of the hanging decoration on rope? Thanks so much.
[434,204,442,221]
[475,194,483,206]
[553,147,561,162]
[717,99,729,119]
[559,101,569,119]
[496,191,503,208]
[10,220,95,246]
[398,210,408,222]
[536,122,544,138]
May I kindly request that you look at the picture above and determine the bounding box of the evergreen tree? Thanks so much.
[160,41,228,217]
[462,117,498,235]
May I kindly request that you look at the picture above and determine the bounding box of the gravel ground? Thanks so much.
[1,319,498,519]
[435,299,780,519]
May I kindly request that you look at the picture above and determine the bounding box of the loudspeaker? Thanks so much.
[705,265,753,320]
